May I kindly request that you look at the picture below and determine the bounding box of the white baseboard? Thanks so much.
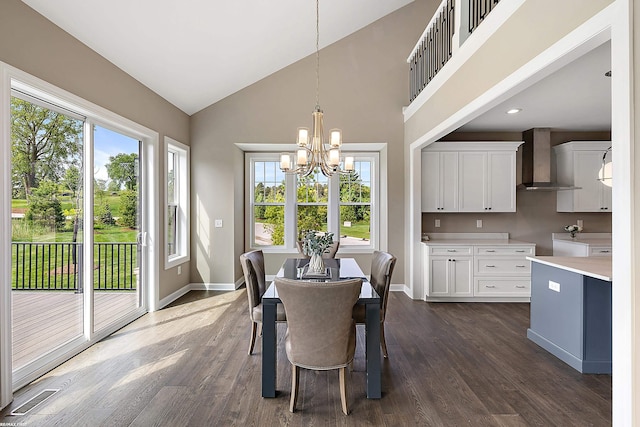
[158,284,192,309]
[158,282,241,309]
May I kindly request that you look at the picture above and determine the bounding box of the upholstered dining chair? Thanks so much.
[352,251,397,358]
[275,277,362,415]
[296,240,340,259]
[239,250,286,355]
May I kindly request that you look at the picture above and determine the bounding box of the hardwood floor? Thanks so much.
[1,290,611,426]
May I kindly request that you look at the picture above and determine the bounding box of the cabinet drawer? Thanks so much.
[475,257,531,275]
[475,278,531,296]
[428,246,473,256]
[589,246,612,256]
[475,246,534,256]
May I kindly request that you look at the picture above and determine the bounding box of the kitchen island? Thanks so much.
[526,256,612,374]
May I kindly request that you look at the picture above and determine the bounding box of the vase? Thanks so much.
[308,253,325,274]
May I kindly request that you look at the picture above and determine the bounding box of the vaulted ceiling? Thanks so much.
[22,0,414,115]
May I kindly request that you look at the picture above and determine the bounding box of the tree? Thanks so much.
[119,190,138,228]
[11,97,82,196]
[95,200,116,226]
[63,166,81,197]
[106,153,138,190]
[25,180,66,231]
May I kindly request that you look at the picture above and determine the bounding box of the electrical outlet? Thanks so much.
[577,219,583,228]
[549,280,560,292]
[215,219,223,228]
[177,266,182,275]
[476,219,482,228]
[435,219,440,228]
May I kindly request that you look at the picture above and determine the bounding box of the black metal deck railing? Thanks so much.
[408,0,501,102]
[11,242,138,292]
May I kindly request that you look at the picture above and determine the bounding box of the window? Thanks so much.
[251,158,286,246]
[246,152,380,252]
[165,137,190,268]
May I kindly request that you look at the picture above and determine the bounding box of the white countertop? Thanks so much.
[423,239,534,246]
[421,232,535,246]
[527,256,612,282]
[552,233,612,247]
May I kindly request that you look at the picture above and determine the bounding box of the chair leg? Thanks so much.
[248,321,258,355]
[380,322,389,359]
[290,364,300,413]
[339,366,349,415]
[258,322,263,337]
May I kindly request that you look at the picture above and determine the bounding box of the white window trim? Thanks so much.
[243,147,386,254]
[164,137,190,269]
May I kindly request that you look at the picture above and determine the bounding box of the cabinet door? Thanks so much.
[429,258,450,296]
[487,151,516,212]
[458,151,486,212]
[450,257,473,296]
[440,152,459,212]
[422,152,458,212]
[421,151,439,212]
[573,151,606,212]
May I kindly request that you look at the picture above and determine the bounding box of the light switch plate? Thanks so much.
[214,219,223,228]
[476,220,482,228]
[435,219,440,228]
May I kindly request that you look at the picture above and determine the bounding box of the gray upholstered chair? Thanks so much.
[352,251,397,358]
[240,250,286,355]
[296,240,340,259]
[275,277,362,415]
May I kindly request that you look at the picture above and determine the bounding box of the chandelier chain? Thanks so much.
[315,0,320,109]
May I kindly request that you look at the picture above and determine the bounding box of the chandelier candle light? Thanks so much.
[279,0,354,177]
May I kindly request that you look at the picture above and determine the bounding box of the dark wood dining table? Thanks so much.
[261,257,382,399]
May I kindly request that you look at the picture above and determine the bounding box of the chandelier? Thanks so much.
[279,0,354,177]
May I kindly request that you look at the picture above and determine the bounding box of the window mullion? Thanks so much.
[284,172,296,248]
[328,173,340,239]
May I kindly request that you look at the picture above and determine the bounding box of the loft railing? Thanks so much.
[408,0,501,102]
[11,242,138,292]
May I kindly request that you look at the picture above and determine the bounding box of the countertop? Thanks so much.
[552,233,612,247]
[422,239,534,246]
[526,256,612,282]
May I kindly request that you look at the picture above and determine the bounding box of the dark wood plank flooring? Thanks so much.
[1,290,611,426]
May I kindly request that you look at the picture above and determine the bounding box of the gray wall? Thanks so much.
[422,131,612,255]
[0,0,191,299]
[190,0,439,284]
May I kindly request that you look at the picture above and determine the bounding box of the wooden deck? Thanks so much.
[12,291,138,370]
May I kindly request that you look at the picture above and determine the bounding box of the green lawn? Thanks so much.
[340,221,370,240]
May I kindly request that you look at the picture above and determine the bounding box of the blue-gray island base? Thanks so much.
[526,260,611,374]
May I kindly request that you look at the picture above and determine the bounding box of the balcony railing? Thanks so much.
[11,242,138,292]
[408,0,501,102]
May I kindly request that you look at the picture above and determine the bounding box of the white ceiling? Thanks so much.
[459,41,611,132]
[22,0,414,115]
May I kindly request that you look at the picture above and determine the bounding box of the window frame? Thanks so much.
[164,137,190,269]
[245,151,381,254]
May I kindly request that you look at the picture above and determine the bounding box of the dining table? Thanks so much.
[261,257,382,399]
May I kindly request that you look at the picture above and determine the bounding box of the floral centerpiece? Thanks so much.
[301,230,334,273]
[564,224,583,238]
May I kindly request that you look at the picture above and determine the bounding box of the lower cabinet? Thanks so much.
[423,242,535,301]
[428,256,473,297]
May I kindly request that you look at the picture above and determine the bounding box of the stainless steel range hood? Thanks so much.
[518,128,580,191]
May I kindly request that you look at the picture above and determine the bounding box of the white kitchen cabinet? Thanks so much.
[422,142,521,213]
[458,151,517,212]
[424,246,472,297]
[555,141,612,212]
[552,233,612,257]
[421,151,458,212]
[423,237,535,301]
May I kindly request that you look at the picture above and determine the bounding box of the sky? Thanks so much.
[93,125,139,182]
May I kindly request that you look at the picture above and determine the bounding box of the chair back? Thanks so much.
[296,240,340,259]
[370,251,396,321]
[240,250,266,316]
[275,277,362,369]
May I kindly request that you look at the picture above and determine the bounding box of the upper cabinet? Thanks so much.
[555,141,612,213]
[422,142,522,213]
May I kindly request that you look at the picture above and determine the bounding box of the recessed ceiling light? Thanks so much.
[506,108,522,115]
